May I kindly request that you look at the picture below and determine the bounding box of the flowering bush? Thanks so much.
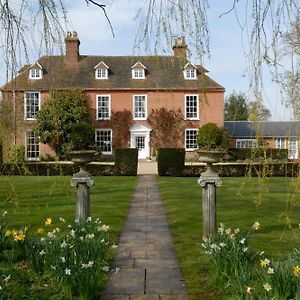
[203,222,300,299]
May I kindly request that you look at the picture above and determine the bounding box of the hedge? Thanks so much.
[157,148,185,176]
[0,140,2,167]
[227,148,288,161]
[114,148,138,176]
[183,162,300,177]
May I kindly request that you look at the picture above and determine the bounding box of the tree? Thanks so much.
[148,108,185,149]
[248,100,272,121]
[34,90,94,157]
[224,92,249,121]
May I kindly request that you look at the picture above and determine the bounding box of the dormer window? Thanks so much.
[94,61,109,79]
[132,62,146,79]
[29,62,43,80]
[183,62,197,80]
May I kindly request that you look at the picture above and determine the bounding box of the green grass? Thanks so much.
[0,175,137,299]
[157,176,300,300]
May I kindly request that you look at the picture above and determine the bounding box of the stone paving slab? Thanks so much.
[100,175,188,299]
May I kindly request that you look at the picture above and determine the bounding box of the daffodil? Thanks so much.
[267,267,274,275]
[263,283,272,292]
[293,265,300,277]
[246,286,254,294]
[14,232,25,241]
[45,218,52,226]
[252,221,260,230]
[37,228,44,234]
[260,258,270,267]
[5,230,12,237]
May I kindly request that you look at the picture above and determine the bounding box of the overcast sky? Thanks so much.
[0,0,293,121]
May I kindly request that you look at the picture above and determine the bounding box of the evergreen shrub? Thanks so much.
[157,148,185,176]
[114,148,138,176]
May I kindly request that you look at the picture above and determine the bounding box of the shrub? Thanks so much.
[5,144,25,164]
[227,148,288,161]
[0,140,3,166]
[157,148,185,176]
[114,148,138,176]
[197,123,229,150]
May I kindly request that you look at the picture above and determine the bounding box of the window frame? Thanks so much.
[185,128,198,151]
[95,129,112,154]
[133,94,147,120]
[184,68,197,80]
[95,68,108,79]
[276,137,286,149]
[25,131,40,161]
[24,91,41,120]
[96,95,111,120]
[236,139,257,148]
[288,137,298,159]
[132,69,145,79]
[29,68,42,79]
[184,94,199,120]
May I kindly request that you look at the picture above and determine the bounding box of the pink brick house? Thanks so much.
[1,32,225,160]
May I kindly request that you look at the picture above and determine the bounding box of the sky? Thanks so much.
[0,0,294,121]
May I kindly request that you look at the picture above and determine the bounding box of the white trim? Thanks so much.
[131,62,147,69]
[95,129,113,155]
[95,69,108,79]
[275,137,286,149]
[25,130,40,161]
[235,139,257,148]
[184,94,199,120]
[29,68,42,79]
[24,91,41,120]
[96,95,111,120]
[183,68,197,80]
[94,61,109,69]
[133,94,147,120]
[185,128,198,151]
[288,138,298,160]
[132,69,145,79]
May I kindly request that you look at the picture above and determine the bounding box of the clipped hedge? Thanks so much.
[114,148,138,176]
[157,148,185,176]
[183,162,300,177]
[0,140,2,167]
[227,148,288,161]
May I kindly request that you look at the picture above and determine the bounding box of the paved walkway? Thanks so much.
[101,175,188,300]
[137,161,158,175]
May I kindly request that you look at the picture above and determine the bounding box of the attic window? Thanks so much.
[132,62,146,79]
[29,68,42,79]
[183,63,197,80]
[94,61,109,79]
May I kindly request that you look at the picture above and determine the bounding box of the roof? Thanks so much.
[1,55,224,92]
[224,121,300,138]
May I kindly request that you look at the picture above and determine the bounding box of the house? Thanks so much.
[225,121,300,160]
[0,32,225,160]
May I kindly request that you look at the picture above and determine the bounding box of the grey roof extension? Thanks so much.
[224,121,300,138]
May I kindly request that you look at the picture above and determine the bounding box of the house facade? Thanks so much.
[1,32,225,160]
[225,121,300,160]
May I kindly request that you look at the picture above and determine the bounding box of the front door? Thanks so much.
[135,136,147,159]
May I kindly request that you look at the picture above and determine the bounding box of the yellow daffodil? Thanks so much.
[45,218,52,226]
[267,267,274,275]
[260,258,270,267]
[5,230,12,237]
[37,228,44,234]
[293,266,300,277]
[252,221,260,230]
[12,229,17,237]
[14,232,25,241]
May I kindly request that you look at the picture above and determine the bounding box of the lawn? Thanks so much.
[0,175,137,299]
[157,176,300,300]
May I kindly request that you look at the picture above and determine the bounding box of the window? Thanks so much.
[236,139,257,148]
[132,69,145,79]
[276,138,286,149]
[184,68,197,79]
[25,131,39,160]
[29,68,42,79]
[185,129,198,151]
[95,69,108,79]
[24,92,40,120]
[96,95,111,120]
[95,129,112,154]
[185,95,199,120]
[133,95,147,120]
[288,138,298,159]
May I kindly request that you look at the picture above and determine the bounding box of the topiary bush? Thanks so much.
[157,148,185,176]
[114,148,138,176]
[197,123,229,150]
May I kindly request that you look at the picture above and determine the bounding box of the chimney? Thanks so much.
[65,31,80,65]
[172,36,187,59]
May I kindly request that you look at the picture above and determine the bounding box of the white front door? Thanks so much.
[130,124,151,159]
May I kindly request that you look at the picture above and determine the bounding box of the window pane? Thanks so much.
[26,131,39,160]
[97,96,110,119]
[185,95,198,119]
[95,130,112,153]
[185,130,197,150]
[25,92,40,119]
[134,95,146,119]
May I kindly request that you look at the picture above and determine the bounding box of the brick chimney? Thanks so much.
[65,31,80,65]
[172,37,187,59]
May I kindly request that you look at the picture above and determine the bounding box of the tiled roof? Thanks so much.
[224,121,300,138]
[1,55,224,91]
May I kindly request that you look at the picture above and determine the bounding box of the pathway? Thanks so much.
[100,175,188,300]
